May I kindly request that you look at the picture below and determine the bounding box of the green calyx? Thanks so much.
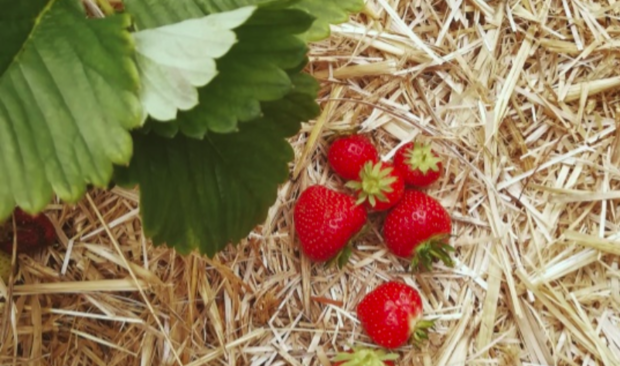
[411,235,455,271]
[333,347,399,366]
[411,319,435,349]
[325,223,369,270]
[326,244,354,270]
[346,161,397,207]
[405,143,441,174]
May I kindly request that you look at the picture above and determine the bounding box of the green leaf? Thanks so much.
[124,1,313,137]
[114,119,292,256]
[291,0,365,41]
[261,72,320,137]
[0,0,142,220]
[160,7,313,137]
[114,71,319,255]
[124,0,362,136]
[134,6,256,122]
[125,0,363,42]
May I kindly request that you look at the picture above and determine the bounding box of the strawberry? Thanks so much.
[394,142,442,187]
[333,347,398,366]
[383,190,454,271]
[0,208,57,254]
[0,250,11,283]
[346,161,404,211]
[357,281,434,349]
[328,135,379,181]
[293,185,367,265]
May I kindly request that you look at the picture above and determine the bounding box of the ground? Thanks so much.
[2,1,620,365]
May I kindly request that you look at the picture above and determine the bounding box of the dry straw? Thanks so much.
[2,0,620,365]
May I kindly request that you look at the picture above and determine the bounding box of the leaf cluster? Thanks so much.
[0,0,363,255]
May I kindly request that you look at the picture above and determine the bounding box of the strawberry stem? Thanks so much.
[405,142,441,174]
[411,235,455,271]
[333,347,399,366]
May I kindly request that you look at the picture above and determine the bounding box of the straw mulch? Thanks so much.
[2,1,620,365]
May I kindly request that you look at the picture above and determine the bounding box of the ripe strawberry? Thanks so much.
[394,142,442,187]
[293,185,367,264]
[328,135,379,181]
[0,208,57,254]
[357,281,434,349]
[333,347,398,366]
[383,190,454,271]
[346,161,404,211]
[0,250,11,283]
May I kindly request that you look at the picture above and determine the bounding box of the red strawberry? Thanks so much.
[383,190,454,271]
[333,347,398,366]
[357,281,434,349]
[0,208,57,254]
[328,135,379,181]
[293,185,367,265]
[394,142,442,187]
[346,161,404,211]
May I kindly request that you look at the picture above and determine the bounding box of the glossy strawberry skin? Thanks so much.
[293,185,367,262]
[328,135,379,181]
[394,142,442,187]
[0,208,56,254]
[357,281,423,349]
[383,190,451,258]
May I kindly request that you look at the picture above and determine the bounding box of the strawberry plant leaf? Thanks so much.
[125,0,364,42]
[262,72,320,137]
[291,0,364,41]
[134,6,256,122]
[114,71,319,255]
[196,0,365,41]
[0,0,141,221]
[124,2,313,136]
[171,7,312,136]
[114,124,290,256]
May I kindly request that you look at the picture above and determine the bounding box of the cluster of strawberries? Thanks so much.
[293,135,455,364]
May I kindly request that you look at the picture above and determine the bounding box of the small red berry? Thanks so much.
[383,190,454,271]
[394,142,442,187]
[357,281,434,349]
[293,185,367,264]
[328,135,379,181]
